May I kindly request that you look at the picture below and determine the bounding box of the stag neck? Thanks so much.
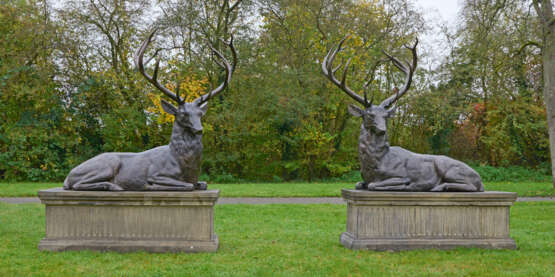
[360,124,390,158]
[168,122,202,157]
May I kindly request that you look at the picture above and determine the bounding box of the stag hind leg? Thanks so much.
[64,154,123,191]
[433,164,484,192]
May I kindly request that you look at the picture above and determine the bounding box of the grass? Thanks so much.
[0,202,553,276]
[0,181,553,197]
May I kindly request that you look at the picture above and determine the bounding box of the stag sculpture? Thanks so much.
[63,30,237,191]
[322,37,484,192]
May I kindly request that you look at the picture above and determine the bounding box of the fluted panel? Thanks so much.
[341,189,516,250]
[45,206,211,240]
[38,188,219,253]
[352,205,509,239]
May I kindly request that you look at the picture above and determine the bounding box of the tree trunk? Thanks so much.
[545,24,555,187]
[536,0,555,187]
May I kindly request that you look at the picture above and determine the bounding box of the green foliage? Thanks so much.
[472,164,552,182]
[433,0,548,167]
[0,0,552,182]
[0,0,78,181]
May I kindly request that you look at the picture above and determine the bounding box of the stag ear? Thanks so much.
[386,105,396,117]
[199,102,208,115]
[160,99,177,115]
[348,104,364,117]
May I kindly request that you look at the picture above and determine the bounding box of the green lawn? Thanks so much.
[0,202,553,276]
[0,181,553,197]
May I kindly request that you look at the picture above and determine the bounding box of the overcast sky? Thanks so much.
[416,0,461,24]
[412,0,463,71]
[50,0,462,69]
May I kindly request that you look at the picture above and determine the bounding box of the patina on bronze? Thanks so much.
[322,36,483,192]
[63,30,237,191]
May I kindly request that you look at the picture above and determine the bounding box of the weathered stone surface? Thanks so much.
[341,189,517,251]
[38,188,219,253]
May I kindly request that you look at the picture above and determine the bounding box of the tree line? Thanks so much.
[0,0,551,182]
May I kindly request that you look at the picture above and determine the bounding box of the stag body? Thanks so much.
[322,36,483,192]
[351,105,483,192]
[64,30,236,191]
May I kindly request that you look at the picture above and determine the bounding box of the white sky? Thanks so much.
[412,0,463,72]
[416,0,461,24]
[50,0,462,70]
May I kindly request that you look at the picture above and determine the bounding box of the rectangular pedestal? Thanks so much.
[341,189,517,251]
[37,188,219,253]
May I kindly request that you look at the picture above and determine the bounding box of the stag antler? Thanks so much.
[321,35,369,107]
[379,38,418,108]
[135,29,183,104]
[194,36,237,105]
[135,30,237,106]
[322,36,418,108]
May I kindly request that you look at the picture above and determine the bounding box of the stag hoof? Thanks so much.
[366,183,379,190]
[430,186,444,192]
[355,182,368,190]
[195,181,207,190]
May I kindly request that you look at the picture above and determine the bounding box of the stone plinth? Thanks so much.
[37,188,219,253]
[341,189,517,251]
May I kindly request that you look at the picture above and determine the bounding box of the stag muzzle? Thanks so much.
[192,128,203,135]
[191,122,203,135]
[372,121,387,135]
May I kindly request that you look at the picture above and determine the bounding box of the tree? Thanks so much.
[55,0,159,155]
[532,0,555,187]
[434,0,548,169]
[0,0,78,180]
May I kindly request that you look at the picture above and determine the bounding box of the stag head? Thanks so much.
[321,36,418,136]
[135,30,237,135]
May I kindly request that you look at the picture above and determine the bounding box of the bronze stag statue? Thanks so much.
[64,30,237,191]
[322,36,484,192]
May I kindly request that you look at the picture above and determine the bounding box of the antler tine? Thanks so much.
[382,51,409,74]
[321,35,368,107]
[135,29,182,104]
[340,58,352,87]
[379,38,418,108]
[223,36,238,74]
[363,79,373,106]
[194,35,237,105]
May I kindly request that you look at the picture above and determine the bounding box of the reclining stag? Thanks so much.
[64,30,237,191]
[322,36,484,192]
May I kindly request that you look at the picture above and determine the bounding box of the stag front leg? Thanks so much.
[373,184,413,191]
[72,182,124,191]
[146,176,195,191]
[431,183,479,192]
[367,178,411,190]
[195,181,207,190]
[355,182,368,190]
